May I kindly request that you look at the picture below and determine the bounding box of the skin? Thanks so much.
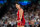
[16,4,24,27]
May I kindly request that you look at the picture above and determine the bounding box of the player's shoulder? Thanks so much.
[21,9,23,11]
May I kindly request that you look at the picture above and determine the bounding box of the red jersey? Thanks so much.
[17,10,25,26]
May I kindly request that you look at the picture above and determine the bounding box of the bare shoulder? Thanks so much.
[20,9,23,12]
[19,9,23,14]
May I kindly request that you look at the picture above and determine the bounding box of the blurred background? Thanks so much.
[0,0,40,27]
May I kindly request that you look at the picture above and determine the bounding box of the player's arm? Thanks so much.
[19,9,23,21]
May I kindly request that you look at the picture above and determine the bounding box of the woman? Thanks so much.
[16,3,25,27]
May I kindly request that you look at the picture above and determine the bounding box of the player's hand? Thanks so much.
[19,20,21,22]
[17,20,21,23]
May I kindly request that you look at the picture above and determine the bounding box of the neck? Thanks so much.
[18,8,21,10]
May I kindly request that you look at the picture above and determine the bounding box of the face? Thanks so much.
[16,4,20,9]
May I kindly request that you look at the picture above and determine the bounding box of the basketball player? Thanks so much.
[16,3,25,27]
